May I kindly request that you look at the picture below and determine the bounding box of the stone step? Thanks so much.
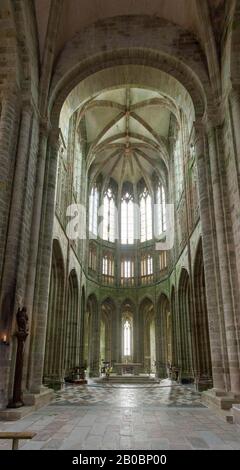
[99,375,159,384]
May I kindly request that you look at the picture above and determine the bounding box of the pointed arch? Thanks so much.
[44,239,65,385]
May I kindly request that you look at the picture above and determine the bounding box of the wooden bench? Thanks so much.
[0,431,36,450]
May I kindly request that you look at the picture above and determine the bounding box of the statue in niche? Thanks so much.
[16,306,28,333]
[7,306,28,408]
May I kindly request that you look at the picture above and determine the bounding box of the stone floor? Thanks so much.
[0,380,240,450]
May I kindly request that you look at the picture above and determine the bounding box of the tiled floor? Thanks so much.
[0,380,240,450]
[53,379,204,408]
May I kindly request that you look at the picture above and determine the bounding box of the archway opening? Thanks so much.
[43,240,65,388]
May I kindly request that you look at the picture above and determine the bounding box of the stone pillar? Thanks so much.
[0,103,32,329]
[10,111,40,396]
[0,101,39,410]
[170,289,179,371]
[79,292,86,369]
[0,88,20,409]
[27,129,60,394]
[23,123,49,389]
[229,87,240,172]
[89,303,100,377]
[155,308,162,378]
[133,306,141,366]
[158,310,168,379]
[195,122,227,393]
[207,121,240,395]
[111,307,120,366]
[228,87,240,286]
[0,86,20,280]
[115,305,122,371]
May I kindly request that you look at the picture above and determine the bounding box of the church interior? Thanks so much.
[0,0,240,450]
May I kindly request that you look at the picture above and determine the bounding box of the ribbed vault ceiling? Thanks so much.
[78,87,177,188]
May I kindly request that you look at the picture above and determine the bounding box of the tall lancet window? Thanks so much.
[155,182,166,237]
[174,134,184,200]
[140,187,152,242]
[123,320,131,356]
[89,184,99,236]
[121,190,134,244]
[103,187,116,242]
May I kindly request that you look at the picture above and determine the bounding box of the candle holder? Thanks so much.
[1,334,9,346]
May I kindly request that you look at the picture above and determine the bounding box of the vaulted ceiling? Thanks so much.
[34,0,226,64]
[79,87,177,188]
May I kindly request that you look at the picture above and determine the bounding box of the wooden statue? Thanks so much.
[8,307,28,408]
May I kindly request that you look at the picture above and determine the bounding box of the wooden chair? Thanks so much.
[0,431,36,450]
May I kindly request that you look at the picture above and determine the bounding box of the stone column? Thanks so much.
[89,302,100,377]
[23,123,49,388]
[207,120,240,395]
[170,288,179,371]
[228,87,240,285]
[229,87,240,174]
[0,88,21,409]
[0,102,37,407]
[79,292,86,369]
[27,129,60,394]
[0,86,20,281]
[155,308,161,378]
[0,103,33,329]
[115,305,122,371]
[156,308,167,378]
[111,307,120,366]
[133,306,141,366]
[195,122,227,393]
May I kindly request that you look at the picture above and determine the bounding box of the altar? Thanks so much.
[114,362,142,376]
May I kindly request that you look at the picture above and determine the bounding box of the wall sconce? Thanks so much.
[1,334,9,346]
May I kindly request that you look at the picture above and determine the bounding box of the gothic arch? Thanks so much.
[120,298,136,312]
[120,299,135,362]
[44,239,65,385]
[49,15,210,124]
[101,296,116,310]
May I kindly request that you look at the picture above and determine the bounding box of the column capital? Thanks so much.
[39,118,51,138]
[205,98,228,130]
[228,84,240,104]
[49,127,61,149]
